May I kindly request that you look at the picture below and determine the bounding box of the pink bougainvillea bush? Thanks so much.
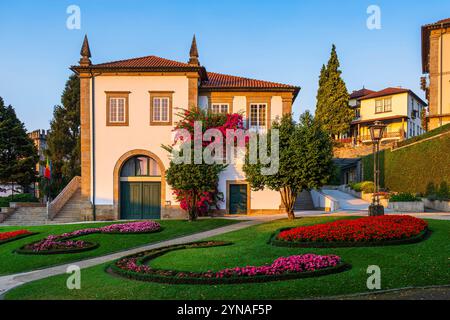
[109,241,348,284]
[17,221,161,254]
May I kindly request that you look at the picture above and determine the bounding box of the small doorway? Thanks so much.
[228,182,249,214]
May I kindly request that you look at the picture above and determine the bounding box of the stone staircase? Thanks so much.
[51,189,83,223]
[1,176,83,226]
[2,205,48,226]
[294,190,315,211]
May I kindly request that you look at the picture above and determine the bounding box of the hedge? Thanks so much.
[396,123,450,148]
[0,193,39,207]
[362,134,450,194]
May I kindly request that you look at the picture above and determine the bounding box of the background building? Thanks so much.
[422,18,450,129]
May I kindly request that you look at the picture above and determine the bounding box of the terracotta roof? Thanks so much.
[91,55,192,68]
[201,72,298,90]
[360,87,409,100]
[351,115,408,125]
[422,18,450,73]
[349,88,375,99]
[359,87,427,106]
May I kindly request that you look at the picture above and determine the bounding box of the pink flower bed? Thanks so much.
[116,251,341,279]
[22,221,161,253]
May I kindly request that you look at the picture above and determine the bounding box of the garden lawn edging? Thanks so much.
[108,241,350,285]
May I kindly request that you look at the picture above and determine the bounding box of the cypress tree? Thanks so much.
[315,44,352,138]
[44,74,80,197]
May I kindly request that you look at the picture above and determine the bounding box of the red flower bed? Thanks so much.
[0,230,33,242]
[277,215,428,243]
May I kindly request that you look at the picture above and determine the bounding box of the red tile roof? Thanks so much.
[358,87,427,106]
[91,55,191,68]
[349,88,375,99]
[201,72,298,89]
[360,87,409,100]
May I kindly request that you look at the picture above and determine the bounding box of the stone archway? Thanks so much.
[113,149,166,220]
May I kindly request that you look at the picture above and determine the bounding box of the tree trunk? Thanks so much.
[280,186,297,220]
[188,191,198,222]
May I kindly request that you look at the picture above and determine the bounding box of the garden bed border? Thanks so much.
[107,241,351,285]
[269,227,430,248]
[0,232,38,246]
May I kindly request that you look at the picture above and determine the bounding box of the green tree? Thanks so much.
[0,97,39,198]
[315,44,352,138]
[243,112,333,220]
[45,74,80,197]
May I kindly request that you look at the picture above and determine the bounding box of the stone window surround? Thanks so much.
[105,91,130,126]
[149,91,173,126]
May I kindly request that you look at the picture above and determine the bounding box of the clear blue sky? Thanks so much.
[0,0,449,131]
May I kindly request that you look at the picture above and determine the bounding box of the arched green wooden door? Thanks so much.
[119,155,162,220]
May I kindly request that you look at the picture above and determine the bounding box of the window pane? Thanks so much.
[135,157,148,176]
[250,105,258,126]
[153,98,160,121]
[259,104,266,126]
[221,104,228,114]
[161,98,169,122]
[149,158,161,176]
[120,158,135,177]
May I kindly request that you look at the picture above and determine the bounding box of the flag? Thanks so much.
[44,157,51,180]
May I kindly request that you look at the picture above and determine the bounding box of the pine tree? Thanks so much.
[45,74,80,196]
[315,44,352,138]
[0,97,38,198]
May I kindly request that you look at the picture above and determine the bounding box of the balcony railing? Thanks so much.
[360,131,404,142]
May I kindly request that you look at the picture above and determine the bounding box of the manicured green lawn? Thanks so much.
[0,219,238,276]
[5,217,450,300]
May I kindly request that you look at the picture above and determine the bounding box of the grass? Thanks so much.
[5,216,450,300]
[0,218,238,276]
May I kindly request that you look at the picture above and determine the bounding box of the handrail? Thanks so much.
[47,176,81,220]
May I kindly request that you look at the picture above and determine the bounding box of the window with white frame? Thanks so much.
[375,98,392,113]
[109,97,126,123]
[209,103,229,114]
[152,97,170,122]
[249,103,267,128]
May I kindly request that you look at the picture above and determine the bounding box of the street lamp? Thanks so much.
[368,120,387,216]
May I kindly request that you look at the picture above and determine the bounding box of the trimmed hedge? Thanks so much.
[389,193,421,202]
[0,194,39,207]
[362,134,450,194]
[108,241,351,285]
[269,227,430,248]
[397,123,450,148]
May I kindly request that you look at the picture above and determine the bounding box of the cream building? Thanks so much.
[422,18,450,130]
[71,36,300,221]
[349,87,426,144]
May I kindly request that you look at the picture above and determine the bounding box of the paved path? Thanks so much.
[0,219,271,298]
[328,285,450,300]
[321,189,371,211]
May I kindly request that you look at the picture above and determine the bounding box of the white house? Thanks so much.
[71,36,300,220]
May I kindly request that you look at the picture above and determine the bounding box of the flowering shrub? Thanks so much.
[0,230,33,243]
[110,241,347,284]
[276,215,428,244]
[19,221,161,253]
[164,109,246,220]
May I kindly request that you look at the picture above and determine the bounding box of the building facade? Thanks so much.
[422,18,450,130]
[349,87,426,144]
[71,36,300,220]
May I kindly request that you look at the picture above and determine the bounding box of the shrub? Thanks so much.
[389,193,421,202]
[426,181,450,201]
[360,181,375,193]
[350,182,363,192]
[0,193,38,207]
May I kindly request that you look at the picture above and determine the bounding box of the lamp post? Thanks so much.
[368,120,387,216]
